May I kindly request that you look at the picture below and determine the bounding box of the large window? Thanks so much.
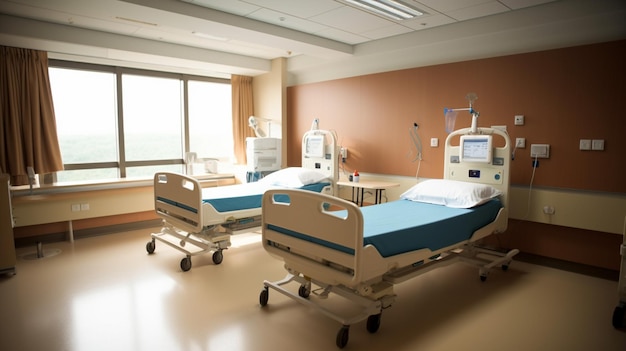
[49,61,232,183]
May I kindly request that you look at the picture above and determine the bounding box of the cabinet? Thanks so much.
[0,174,16,275]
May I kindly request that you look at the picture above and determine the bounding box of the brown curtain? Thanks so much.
[0,46,64,185]
[231,75,255,164]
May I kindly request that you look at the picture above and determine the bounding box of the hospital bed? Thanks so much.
[146,129,339,271]
[258,126,519,348]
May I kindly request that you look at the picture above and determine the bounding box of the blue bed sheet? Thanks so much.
[267,198,501,258]
[203,182,330,212]
[360,198,501,257]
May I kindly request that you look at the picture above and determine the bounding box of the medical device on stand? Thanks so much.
[246,116,281,182]
[612,216,626,328]
[258,94,518,348]
[246,137,281,181]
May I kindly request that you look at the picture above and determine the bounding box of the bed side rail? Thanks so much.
[262,189,369,286]
[154,172,203,233]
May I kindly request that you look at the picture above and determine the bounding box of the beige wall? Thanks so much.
[252,58,287,167]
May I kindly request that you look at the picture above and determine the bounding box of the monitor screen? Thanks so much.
[304,134,325,158]
[460,135,493,164]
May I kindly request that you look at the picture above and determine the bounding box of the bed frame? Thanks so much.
[258,127,519,348]
[146,129,339,271]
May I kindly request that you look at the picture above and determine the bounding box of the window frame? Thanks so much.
[49,60,231,182]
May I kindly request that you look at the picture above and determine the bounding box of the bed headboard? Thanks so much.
[443,127,511,210]
[302,129,339,194]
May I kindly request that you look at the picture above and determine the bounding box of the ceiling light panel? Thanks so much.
[342,0,424,20]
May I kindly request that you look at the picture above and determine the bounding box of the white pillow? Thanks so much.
[259,167,329,188]
[400,179,501,208]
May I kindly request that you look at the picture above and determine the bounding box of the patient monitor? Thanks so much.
[460,135,493,164]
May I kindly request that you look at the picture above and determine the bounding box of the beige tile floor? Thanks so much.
[1,227,625,351]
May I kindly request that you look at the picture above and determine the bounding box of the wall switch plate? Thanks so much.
[514,115,525,126]
[430,138,439,147]
[592,139,605,151]
[579,139,591,150]
[515,138,526,148]
[530,144,550,158]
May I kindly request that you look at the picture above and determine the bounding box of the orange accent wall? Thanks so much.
[287,40,626,193]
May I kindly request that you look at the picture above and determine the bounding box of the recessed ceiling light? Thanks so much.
[115,16,158,26]
[192,32,228,41]
[343,0,423,21]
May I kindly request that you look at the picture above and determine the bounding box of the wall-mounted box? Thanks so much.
[530,144,550,158]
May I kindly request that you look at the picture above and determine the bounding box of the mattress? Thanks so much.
[361,198,501,257]
[267,198,502,258]
[202,182,330,212]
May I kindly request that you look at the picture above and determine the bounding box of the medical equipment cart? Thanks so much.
[612,216,626,328]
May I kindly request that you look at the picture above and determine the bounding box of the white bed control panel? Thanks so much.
[447,167,503,185]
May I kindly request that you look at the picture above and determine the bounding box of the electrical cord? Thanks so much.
[523,154,539,219]
[409,122,423,179]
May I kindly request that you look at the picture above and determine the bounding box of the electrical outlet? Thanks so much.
[430,138,439,147]
[71,204,80,212]
[530,144,550,158]
[514,115,525,126]
[515,138,526,148]
[340,147,348,160]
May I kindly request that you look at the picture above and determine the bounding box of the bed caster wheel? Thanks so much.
[146,240,155,254]
[212,250,223,265]
[502,264,509,271]
[259,288,269,307]
[613,305,625,329]
[366,313,381,333]
[480,275,487,282]
[336,325,350,349]
[298,284,310,298]
[180,256,192,272]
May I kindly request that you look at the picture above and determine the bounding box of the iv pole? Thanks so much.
[444,93,480,134]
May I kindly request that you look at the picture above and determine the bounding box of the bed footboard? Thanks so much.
[262,189,394,289]
[153,172,203,234]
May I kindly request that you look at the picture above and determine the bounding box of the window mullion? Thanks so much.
[116,67,126,178]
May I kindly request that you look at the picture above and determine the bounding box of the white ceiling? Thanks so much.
[0,0,625,84]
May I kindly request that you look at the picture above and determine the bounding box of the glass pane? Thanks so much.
[55,169,119,183]
[49,68,118,164]
[126,165,183,179]
[122,74,183,161]
[188,80,233,160]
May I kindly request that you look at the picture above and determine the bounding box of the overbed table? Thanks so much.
[337,179,400,206]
